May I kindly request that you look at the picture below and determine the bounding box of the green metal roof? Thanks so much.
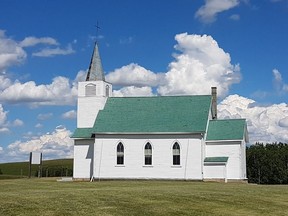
[71,128,94,138]
[72,95,212,138]
[204,157,228,163]
[93,95,211,134]
[206,119,246,141]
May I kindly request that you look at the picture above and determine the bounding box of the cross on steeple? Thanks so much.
[95,21,101,41]
[85,22,105,81]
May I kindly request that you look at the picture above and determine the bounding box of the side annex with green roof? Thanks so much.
[206,119,248,142]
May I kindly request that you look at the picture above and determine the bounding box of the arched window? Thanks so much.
[85,83,96,96]
[106,85,110,97]
[144,142,152,165]
[117,142,124,165]
[172,142,180,165]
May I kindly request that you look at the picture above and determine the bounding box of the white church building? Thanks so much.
[72,43,249,182]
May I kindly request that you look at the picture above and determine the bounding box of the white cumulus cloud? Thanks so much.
[0,30,27,71]
[0,104,8,125]
[218,94,288,144]
[0,29,74,74]
[107,33,241,98]
[32,44,75,57]
[195,0,240,23]
[20,36,58,47]
[251,69,288,100]
[35,123,43,128]
[0,104,23,133]
[11,119,24,127]
[279,116,288,128]
[74,70,87,83]
[37,113,53,121]
[0,74,12,90]
[62,110,77,119]
[0,76,78,106]
[157,33,241,97]
[113,86,154,97]
[230,14,240,20]
[0,104,9,133]
[106,63,164,87]
[0,71,85,107]
[273,69,288,94]
[3,126,73,162]
[0,127,9,133]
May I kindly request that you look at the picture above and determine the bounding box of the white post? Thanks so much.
[224,163,227,183]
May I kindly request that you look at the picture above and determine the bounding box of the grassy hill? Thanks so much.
[0,159,73,178]
[0,179,287,215]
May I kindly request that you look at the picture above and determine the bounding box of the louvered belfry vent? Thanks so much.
[85,84,96,96]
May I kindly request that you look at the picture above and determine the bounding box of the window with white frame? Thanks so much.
[172,142,180,165]
[144,142,152,165]
[117,142,124,165]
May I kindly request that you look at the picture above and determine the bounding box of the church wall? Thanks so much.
[77,97,107,128]
[205,141,243,179]
[203,164,226,179]
[73,139,94,179]
[93,134,203,180]
[241,140,247,179]
[77,81,112,128]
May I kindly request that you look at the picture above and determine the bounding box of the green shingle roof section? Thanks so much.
[71,128,94,138]
[93,95,212,134]
[204,157,228,163]
[206,119,246,141]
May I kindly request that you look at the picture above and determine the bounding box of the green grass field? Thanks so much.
[0,159,73,177]
[0,178,287,216]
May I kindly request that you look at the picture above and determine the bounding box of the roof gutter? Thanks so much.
[93,131,205,136]
[205,139,242,143]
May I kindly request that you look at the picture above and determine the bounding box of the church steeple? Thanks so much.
[77,37,112,129]
[85,42,105,81]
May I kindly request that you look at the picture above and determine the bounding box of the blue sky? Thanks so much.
[1,0,288,162]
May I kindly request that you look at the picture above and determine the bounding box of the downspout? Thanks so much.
[184,139,189,180]
[90,138,96,182]
[97,139,104,181]
[225,162,228,183]
[201,133,205,180]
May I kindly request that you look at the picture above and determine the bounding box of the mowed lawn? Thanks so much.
[0,179,287,216]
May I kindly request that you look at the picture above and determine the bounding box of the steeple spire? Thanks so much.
[85,42,105,81]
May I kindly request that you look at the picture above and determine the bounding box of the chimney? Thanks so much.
[211,87,217,119]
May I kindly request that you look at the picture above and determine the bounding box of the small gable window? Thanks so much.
[85,84,96,96]
[117,142,124,165]
[144,142,152,165]
[173,142,180,165]
[106,85,110,97]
